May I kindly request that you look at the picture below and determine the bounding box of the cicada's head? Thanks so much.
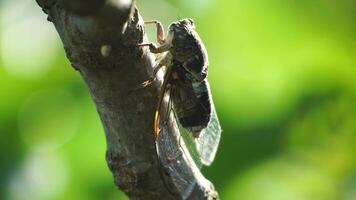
[168,18,195,34]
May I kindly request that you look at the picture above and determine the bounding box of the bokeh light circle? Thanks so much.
[0,0,59,79]
[7,151,68,200]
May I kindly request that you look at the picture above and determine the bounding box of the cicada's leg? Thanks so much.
[137,42,171,54]
[138,21,172,54]
[142,63,163,87]
[142,62,166,87]
[144,20,165,45]
[132,59,166,90]
[142,52,172,87]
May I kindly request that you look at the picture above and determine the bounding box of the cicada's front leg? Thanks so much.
[138,20,173,87]
[137,42,171,54]
[141,59,164,87]
[144,20,165,45]
[141,52,173,87]
[138,20,172,54]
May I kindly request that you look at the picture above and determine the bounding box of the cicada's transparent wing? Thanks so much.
[154,66,220,198]
[195,93,221,166]
[155,90,198,199]
[152,60,203,199]
[178,121,203,168]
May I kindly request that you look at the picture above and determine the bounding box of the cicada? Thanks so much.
[138,18,221,198]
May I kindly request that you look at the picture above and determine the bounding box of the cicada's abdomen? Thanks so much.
[171,63,211,137]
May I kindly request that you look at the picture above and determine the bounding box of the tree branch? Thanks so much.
[35,1,218,199]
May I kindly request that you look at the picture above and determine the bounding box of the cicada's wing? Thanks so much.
[154,68,197,198]
[195,87,221,166]
[156,112,197,199]
[154,66,220,198]
[176,80,221,167]
[176,116,203,168]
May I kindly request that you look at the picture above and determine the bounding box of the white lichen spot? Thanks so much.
[100,45,112,57]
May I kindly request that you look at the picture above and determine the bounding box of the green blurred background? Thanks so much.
[1,0,356,199]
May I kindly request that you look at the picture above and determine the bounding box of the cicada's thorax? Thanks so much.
[169,20,209,82]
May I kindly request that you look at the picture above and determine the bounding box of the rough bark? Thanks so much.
[35,0,218,199]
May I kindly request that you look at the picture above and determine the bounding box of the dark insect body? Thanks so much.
[138,19,221,197]
[169,61,211,137]
[139,19,215,139]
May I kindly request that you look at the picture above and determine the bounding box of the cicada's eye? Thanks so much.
[188,18,194,25]
[169,23,179,33]
[168,26,173,32]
